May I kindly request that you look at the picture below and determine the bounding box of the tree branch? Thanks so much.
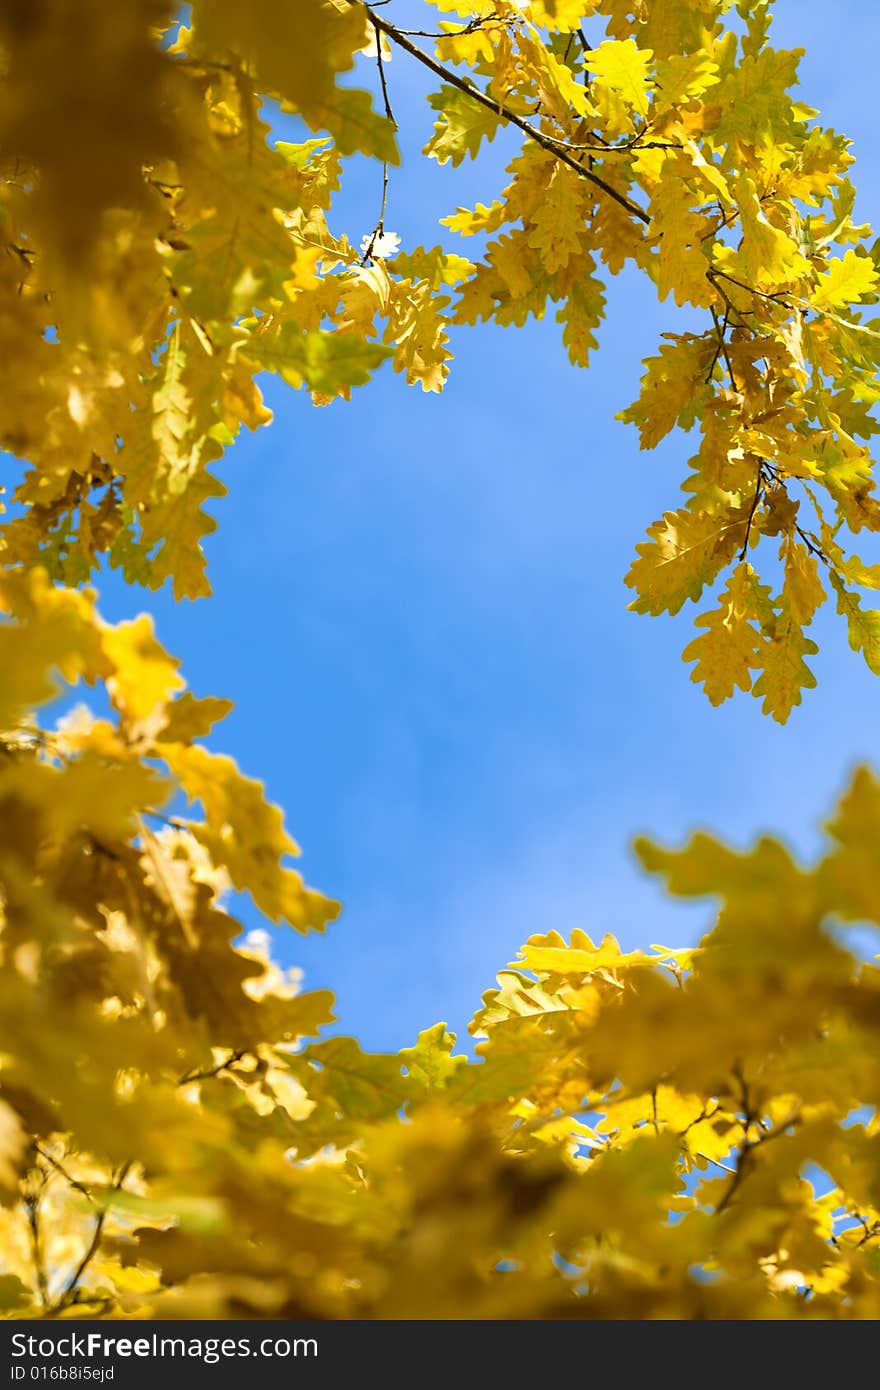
[362,6,651,226]
[709,267,794,310]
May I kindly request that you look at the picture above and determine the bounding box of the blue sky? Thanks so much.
[92,0,880,1051]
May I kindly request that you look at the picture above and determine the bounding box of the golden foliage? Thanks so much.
[3,596,880,1318]
[0,0,877,717]
[2,0,880,1324]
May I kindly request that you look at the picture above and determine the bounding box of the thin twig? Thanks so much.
[701,204,739,242]
[361,20,398,265]
[178,1048,250,1086]
[52,1162,132,1314]
[856,1219,880,1249]
[395,15,499,39]
[710,267,794,309]
[715,1069,755,1213]
[716,1077,801,1215]
[706,305,728,383]
[696,1153,738,1176]
[141,808,191,832]
[708,272,749,332]
[739,462,765,561]
[373,20,394,124]
[760,461,835,569]
[540,128,682,154]
[715,1147,752,1214]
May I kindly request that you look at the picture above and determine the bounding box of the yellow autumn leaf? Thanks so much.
[683,563,763,705]
[161,743,340,933]
[585,39,654,119]
[733,172,810,286]
[626,504,748,616]
[516,932,646,976]
[811,249,879,311]
[103,615,185,724]
[653,51,720,111]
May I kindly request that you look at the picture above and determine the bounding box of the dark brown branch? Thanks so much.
[709,267,794,309]
[795,523,832,567]
[178,1048,250,1086]
[708,272,749,332]
[373,19,394,124]
[24,1193,49,1309]
[760,461,835,570]
[141,808,191,832]
[715,1147,753,1214]
[855,1216,880,1248]
[363,6,651,226]
[679,1102,718,1137]
[739,462,765,561]
[716,1074,801,1215]
[541,129,682,154]
[716,1068,755,1213]
[394,14,500,40]
[707,305,732,384]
